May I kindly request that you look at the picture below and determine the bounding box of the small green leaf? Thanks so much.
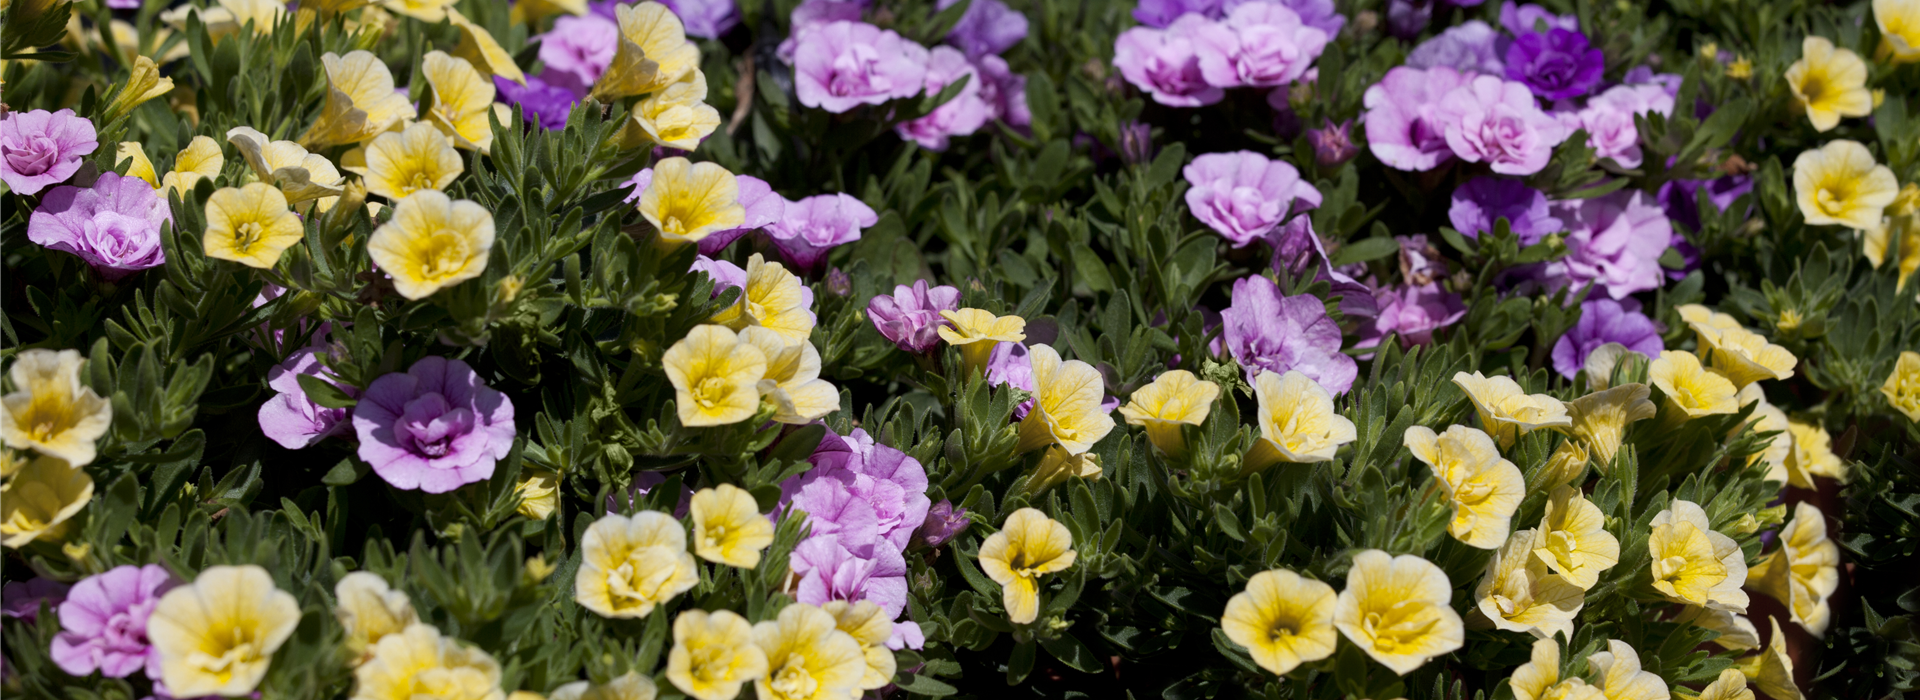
[296,374,357,409]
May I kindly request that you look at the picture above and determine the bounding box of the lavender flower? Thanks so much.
[1406,20,1506,75]
[536,14,619,96]
[1268,217,1379,319]
[1182,150,1322,247]
[778,0,870,62]
[353,357,517,493]
[1361,66,1471,172]
[766,193,878,273]
[792,21,932,113]
[1113,16,1226,107]
[1499,1,1578,36]
[939,0,1028,59]
[1191,2,1329,88]
[1435,74,1572,175]
[1550,298,1664,379]
[691,255,749,291]
[868,279,961,353]
[789,533,910,617]
[1504,28,1604,100]
[1385,0,1433,38]
[915,500,970,548]
[51,564,174,679]
[0,578,69,621]
[975,54,1032,127]
[1132,0,1222,28]
[1358,283,1467,349]
[26,172,171,280]
[1220,274,1357,393]
[785,427,932,552]
[258,341,354,450]
[1448,176,1563,244]
[1306,118,1359,167]
[1535,190,1673,299]
[1563,83,1675,169]
[896,46,994,151]
[1228,0,1346,36]
[495,74,579,130]
[0,109,98,195]
[659,0,739,39]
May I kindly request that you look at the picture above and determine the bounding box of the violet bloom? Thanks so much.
[1182,150,1322,247]
[50,564,173,679]
[1360,65,1470,171]
[0,109,98,195]
[792,21,932,113]
[1385,0,1433,38]
[1659,173,1752,234]
[1499,1,1579,35]
[1504,28,1603,100]
[867,279,961,353]
[888,621,926,650]
[495,73,579,130]
[258,343,354,450]
[1191,2,1329,88]
[896,46,993,151]
[985,341,1034,392]
[975,54,1031,128]
[784,427,932,552]
[1113,17,1226,107]
[1305,118,1359,167]
[691,255,749,291]
[1435,74,1571,175]
[1267,217,1378,319]
[938,0,1028,59]
[536,14,619,96]
[0,578,69,622]
[789,534,909,618]
[26,172,170,280]
[353,357,516,494]
[1550,298,1664,379]
[915,500,970,548]
[1621,66,1684,98]
[1358,283,1466,349]
[1226,0,1346,36]
[1220,274,1357,393]
[1448,176,1562,243]
[1535,190,1673,299]
[1406,20,1507,75]
[766,193,878,272]
[1567,83,1674,168]
[1133,0,1222,28]
[659,0,739,39]
[778,0,870,62]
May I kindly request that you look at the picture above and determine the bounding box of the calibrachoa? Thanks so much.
[2,0,1917,698]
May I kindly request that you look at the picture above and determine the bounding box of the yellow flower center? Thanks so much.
[606,556,672,608]
[1492,593,1519,616]
[662,213,688,236]
[770,658,818,699]
[21,391,78,444]
[1546,530,1580,570]
[186,633,260,686]
[703,524,729,551]
[1653,555,1693,582]
[1266,618,1298,644]
[233,221,266,254]
[416,230,471,281]
[0,485,56,532]
[691,645,734,684]
[692,376,730,409]
[1360,603,1437,653]
[1816,186,1850,216]
[407,171,436,195]
[1800,75,1827,103]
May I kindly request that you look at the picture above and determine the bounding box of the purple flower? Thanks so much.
[888,621,926,650]
[1306,118,1359,167]
[1448,176,1562,243]
[1132,0,1222,28]
[1267,216,1378,319]
[1534,190,1673,299]
[258,337,354,450]
[1503,28,1604,100]
[1406,20,1507,75]
[0,109,98,195]
[659,0,739,39]
[691,255,749,291]
[1227,0,1346,36]
[1361,65,1470,171]
[1220,274,1357,393]
[1550,298,1664,379]
[1658,173,1752,234]
[779,0,871,62]
[975,54,1031,127]
[495,73,579,130]
[1358,283,1466,349]
[915,500,970,548]
[938,0,1028,59]
[793,21,932,113]
[986,341,1034,391]
[785,427,931,552]
[868,279,961,353]
[1563,83,1674,168]
[107,0,142,7]
[353,357,516,494]
[790,534,909,618]
[896,46,993,151]
[50,565,174,679]
[1,578,69,621]
[1622,66,1683,97]
[1182,150,1322,247]
[1191,2,1329,88]
[1499,1,1579,36]
[536,14,619,96]
[1385,0,1433,38]
[1435,74,1572,175]
[766,193,878,272]
[1113,17,1226,107]
[26,172,170,280]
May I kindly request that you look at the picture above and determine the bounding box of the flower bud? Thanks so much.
[827,267,852,297]
[1306,119,1359,168]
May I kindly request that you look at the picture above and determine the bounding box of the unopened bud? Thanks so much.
[826,267,852,297]
[1306,119,1359,168]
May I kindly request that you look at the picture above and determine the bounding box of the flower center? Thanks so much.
[1266,619,1298,644]
[234,221,266,253]
[407,171,436,194]
[770,659,819,698]
[703,523,729,551]
[186,632,259,686]
[417,230,470,281]
[1815,186,1849,216]
[2,135,58,175]
[1547,530,1580,568]
[1800,75,1827,103]
[692,376,730,408]
[1653,554,1692,583]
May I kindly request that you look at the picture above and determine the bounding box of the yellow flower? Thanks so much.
[1862,184,1920,292]
[1738,618,1803,700]
[1582,342,1650,391]
[574,510,698,619]
[689,483,775,569]
[708,255,816,345]
[738,328,837,425]
[1587,639,1670,700]
[548,672,654,700]
[103,56,174,123]
[1565,383,1655,468]
[301,51,418,149]
[351,623,506,700]
[1,349,113,467]
[1404,425,1524,549]
[1879,0,1920,62]
[1783,417,1848,487]
[751,603,868,700]
[1118,369,1219,460]
[515,470,559,520]
[0,454,92,548]
[821,600,896,690]
[161,0,287,39]
[638,157,746,246]
[667,608,768,700]
[1883,350,1920,421]
[361,122,463,201]
[592,1,701,102]
[381,0,456,23]
[662,325,769,427]
[1793,139,1900,230]
[447,8,525,84]
[938,308,1027,376]
[367,190,495,300]
[1748,502,1840,637]
[1648,499,1748,611]
[1785,36,1873,131]
[161,136,226,197]
[228,126,347,204]
[204,183,307,268]
[422,51,513,153]
[334,571,418,665]
[1532,485,1619,590]
[1699,326,1797,389]
[118,141,158,187]
[1510,639,1605,700]
[1678,605,1761,650]
[1727,57,1753,79]
[978,508,1076,624]
[1698,669,1754,700]
[1243,369,1357,471]
[1677,304,1743,348]
[1452,371,1571,449]
[1025,445,1102,494]
[1332,550,1463,675]
[1736,384,1794,483]
[626,71,721,151]
[1013,344,1116,456]
[1647,351,1738,427]
[511,0,588,24]
[1473,529,1586,640]
[1220,568,1337,676]
[1536,439,1591,488]
[148,565,302,697]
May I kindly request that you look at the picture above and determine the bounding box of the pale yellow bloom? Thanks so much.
[1582,342,1650,391]
[1537,439,1591,488]
[1883,351,1920,421]
[978,508,1076,624]
[1736,384,1793,484]
[1405,425,1525,549]
[1739,617,1801,700]
[204,183,305,268]
[592,2,701,101]
[1862,184,1920,292]
[361,122,463,201]
[1332,550,1463,675]
[1025,445,1102,494]
[738,326,837,425]
[1648,499,1748,612]
[1453,371,1571,448]
[104,56,174,123]
[1786,36,1873,131]
[1117,369,1219,460]
[448,8,525,84]
[1727,57,1753,79]
[1474,529,1585,640]
[1793,139,1900,230]
[1587,639,1670,700]
[1220,568,1337,676]
[1879,0,1920,62]
[667,608,768,700]
[626,71,721,151]
[663,325,769,427]
[574,510,699,618]
[1783,417,1848,487]
[301,51,418,148]
[689,483,774,569]
[548,672,654,700]
[515,470,559,520]
[0,450,25,480]
[422,52,513,153]
[1677,305,1743,352]
[1698,325,1797,389]
[228,126,347,204]
[161,0,287,38]
[1698,669,1754,700]
[351,623,505,700]
[751,603,868,700]
[118,142,158,187]
[148,565,302,697]
[382,0,456,23]
[1013,344,1116,456]
[1,349,112,467]
[1748,502,1840,637]
[1242,369,1356,471]
[821,600,896,690]
[708,255,815,345]
[161,136,226,197]
[511,0,588,24]
[1532,485,1619,590]
[335,572,417,665]
[938,308,1027,376]
[1565,383,1655,468]
[639,157,746,245]
[0,454,92,548]
[1510,638,1605,700]
[1647,351,1738,427]
[1678,605,1761,650]
[367,190,495,300]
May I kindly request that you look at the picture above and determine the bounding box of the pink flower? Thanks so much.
[1564,83,1675,169]
[537,14,619,96]
[1190,2,1329,88]
[0,109,98,195]
[867,279,960,353]
[1358,283,1466,350]
[1113,16,1225,107]
[792,21,931,113]
[896,46,993,151]
[1361,65,1470,171]
[353,357,516,493]
[789,534,909,618]
[690,255,748,291]
[938,0,1028,59]
[27,172,171,280]
[1220,274,1357,392]
[975,54,1031,127]
[258,337,354,450]
[1183,150,1322,247]
[1535,190,1673,299]
[767,193,877,273]
[778,0,869,63]
[50,565,174,679]
[1434,74,1570,175]
[784,427,931,552]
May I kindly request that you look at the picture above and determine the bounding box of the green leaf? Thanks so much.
[322,458,370,486]
[1329,236,1401,267]
[296,374,357,409]
[1038,632,1103,674]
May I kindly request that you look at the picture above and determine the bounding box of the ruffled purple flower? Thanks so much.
[896,46,993,151]
[1550,298,1664,379]
[353,357,516,494]
[1361,65,1470,172]
[766,193,878,273]
[1133,0,1222,28]
[1,578,69,621]
[1435,74,1571,175]
[50,565,174,679]
[868,279,961,354]
[1448,176,1562,243]
[1500,1,1578,35]
[1268,217,1378,319]
[1659,173,1753,234]
[1220,274,1357,393]
[1227,0,1346,36]
[0,109,98,195]
[1622,66,1684,98]
[975,54,1031,127]
[784,427,931,552]
[1503,28,1603,100]
[495,74,579,130]
[793,21,932,113]
[938,0,1028,59]
[1385,0,1434,38]
[536,14,619,96]
[1561,83,1675,169]
[1406,20,1506,75]
[1113,16,1225,107]
[1191,2,1329,88]
[659,0,739,39]
[1358,283,1466,349]
[986,341,1035,391]
[779,0,870,62]
[1533,190,1673,299]
[26,172,171,280]
[1182,150,1322,247]
[1305,118,1359,167]
[915,500,970,548]
[790,534,909,618]
[258,339,355,450]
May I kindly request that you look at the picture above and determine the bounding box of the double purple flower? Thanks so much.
[27,172,170,280]
[0,109,98,195]
[868,279,960,354]
[353,357,517,494]
[1219,274,1357,393]
[1182,151,1321,247]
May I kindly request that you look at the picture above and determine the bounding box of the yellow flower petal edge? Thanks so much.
[1473,529,1585,640]
[203,182,306,269]
[1510,638,1604,700]
[1785,36,1874,131]
[1221,568,1337,676]
[362,121,464,202]
[689,483,775,569]
[640,156,746,245]
[938,308,1027,376]
[1883,350,1920,422]
[1793,139,1900,231]
[1648,499,1748,612]
[573,510,699,619]
[667,608,769,700]
[1244,369,1357,471]
[751,603,868,700]
[822,600,897,691]
[0,348,113,467]
[1452,371,1571,449]
[1531,485,1619,591]
[366,190,496,300]
[333,571,417,665]
[1013,344,1115,456]
[1118,369,1220,460]
[0,453,94,548]
[1405,424,1524,549]
[1587,639,1671,700]
[1333,549,1463,675]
